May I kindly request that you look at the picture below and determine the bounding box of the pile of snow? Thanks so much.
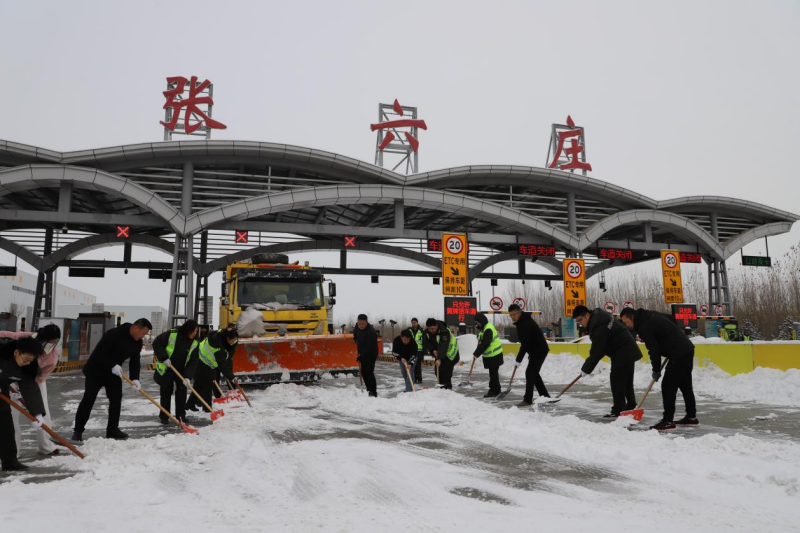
[3,381,797,532]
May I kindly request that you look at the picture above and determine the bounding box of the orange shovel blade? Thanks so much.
[213,396,232,404]
[181,422,198,435]
[211,410,225,421]
[619,409,644,422]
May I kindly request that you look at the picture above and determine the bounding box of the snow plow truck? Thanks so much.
[219,253,358,384]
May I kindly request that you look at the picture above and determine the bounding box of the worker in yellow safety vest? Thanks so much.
[187,327,238,413]
[409,318,425,384]
[152,320,200,424]
[424,319,460,389]
[472,313,505,398]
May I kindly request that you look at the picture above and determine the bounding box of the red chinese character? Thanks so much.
[161,76,227,134]
[370,99,428,152]
[548,116,592,172]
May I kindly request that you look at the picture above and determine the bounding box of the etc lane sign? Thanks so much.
[442,233,469,296]
[563,258,586,317]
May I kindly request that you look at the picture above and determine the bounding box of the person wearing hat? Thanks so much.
[472,313,504,398]
[409,318,425,384]
[152,319,200,424]
[0,337,46,471]
[188,326,239,413]
[424,318,460,389]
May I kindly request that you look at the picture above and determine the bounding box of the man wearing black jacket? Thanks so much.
[573,306,641,417]
[73,319,152,441]
[392,329,417,392]
[353,314,379,397]
[153,319,199,424]
[424,319,460,389]
[0,337,45,471]
[621,308,698,430]
[509,304,550,406]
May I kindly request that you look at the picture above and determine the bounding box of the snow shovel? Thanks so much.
[0,392,87,458]
[403,360,416,393]
[535,374,582,404]
[619,359,669,423]
[495,366,518,401]
[458,358,477,388]
[119,372,197,435]
[227,377,252,408]
[167,366,224,421]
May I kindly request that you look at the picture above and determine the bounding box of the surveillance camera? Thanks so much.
[124,268,129,274]
[61,224,68,234]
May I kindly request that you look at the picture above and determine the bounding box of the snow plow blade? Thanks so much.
[232,334,359,384]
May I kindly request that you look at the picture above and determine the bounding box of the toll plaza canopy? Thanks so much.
[0,139,796,325]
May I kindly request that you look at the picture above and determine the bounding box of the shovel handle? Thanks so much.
[403,361,416,393]
[634,358,669,410]
[0,392,86,459]
[467,357,476,380]
[119,372,190,434]
[230,378,252,408]
[507,366,518,389]
[556,374,583,398]
[213,380,225,396]
[358,362,364,387]
[168,366,217,415]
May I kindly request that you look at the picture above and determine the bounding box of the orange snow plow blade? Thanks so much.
[232,334,359,384]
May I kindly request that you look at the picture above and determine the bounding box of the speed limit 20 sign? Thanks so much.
[562,258,586,317]
[441,233,468,296]
[660,249,684,304]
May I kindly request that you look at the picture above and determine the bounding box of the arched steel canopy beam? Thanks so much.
[578,210,725,260]
[185,185,581,251]
[199,240,441,277]
[468,250,561,282]
[42,233,178,272]
[721,221,794,260]
[0,236,42,271]
[0,165,183,233]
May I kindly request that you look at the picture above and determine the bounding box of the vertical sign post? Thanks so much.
[563,258,586,317]
[661,249,684,304]
[442,233,468,296]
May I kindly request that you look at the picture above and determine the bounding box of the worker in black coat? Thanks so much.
[0,337,45,471]
[73,319,152,441]
[153,319,200,424]
[572,306,641,417]
[472,313,504,398]
[424,319,460,389]
[621,308,698,430]
[352,314,379,397]
[509,304,550,406]
[392,329,418,392]
[188,327,238,412]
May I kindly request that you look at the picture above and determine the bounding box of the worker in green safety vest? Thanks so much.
[152,319,199,424]
[424,318,460,389]
[187,326,238,413]
[472,313,505,398]
[409,318,425,385]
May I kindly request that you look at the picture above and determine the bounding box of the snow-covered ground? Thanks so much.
[1,353,799,533]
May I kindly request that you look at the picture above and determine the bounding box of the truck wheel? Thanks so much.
[250,253,289,265]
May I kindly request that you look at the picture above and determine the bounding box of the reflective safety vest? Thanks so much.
[412,328,424,351]
[199,332,237,369]
[155,330,199,376]
[478,322,503,358]
[435,330,459,361]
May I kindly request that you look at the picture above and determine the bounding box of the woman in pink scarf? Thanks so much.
[2,323,62,456]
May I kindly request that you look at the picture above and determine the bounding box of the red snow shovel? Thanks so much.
[119,372,198,435]
[0,392,88,458]
[227,377,252,409]
[167,366,225,422]
[619,359,668,423]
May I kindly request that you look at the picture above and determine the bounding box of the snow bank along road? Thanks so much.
[1,353,798,533]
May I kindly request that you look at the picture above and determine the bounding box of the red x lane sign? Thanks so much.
[235,230,249,244]
[116,226,130,239]
[344,236,356,248]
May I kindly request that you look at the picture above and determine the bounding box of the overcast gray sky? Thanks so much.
[0,0,798,323]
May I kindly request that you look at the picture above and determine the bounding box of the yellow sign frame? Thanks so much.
[441,233,469,296]
[660,249,684,304]
[563,258,586,317]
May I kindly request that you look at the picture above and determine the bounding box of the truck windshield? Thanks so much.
[238,279,323,308]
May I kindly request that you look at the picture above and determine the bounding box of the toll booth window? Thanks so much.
[238,280,323,308]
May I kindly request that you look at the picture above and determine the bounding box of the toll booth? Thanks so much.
[699,317,739,341]
[77,312,115,353]
[0,313,17,332]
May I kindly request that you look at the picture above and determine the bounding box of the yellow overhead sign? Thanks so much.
[661,249,684,304]
[441,233,469,296]
[563,258,586,317]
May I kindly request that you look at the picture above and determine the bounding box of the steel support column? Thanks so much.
[32,228,55,328]
[168,161,194,327]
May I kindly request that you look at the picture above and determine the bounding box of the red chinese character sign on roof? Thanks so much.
[372,100,427,175]
[547,115,592,174]
[161,76,227,140]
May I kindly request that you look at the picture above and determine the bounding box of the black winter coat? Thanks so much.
[634,309,695,373]
[391,336,417,363]
[0,342,45,416]
[513,312,549,364]
[199,331,236,382]
[581,309,642,374]
[353,323,379,361]
[83,323,143,380]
